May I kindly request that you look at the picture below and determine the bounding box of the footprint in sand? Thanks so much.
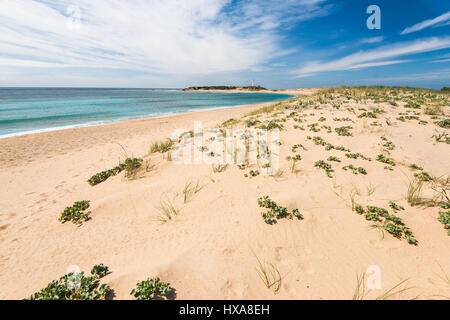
[0,224,10,231]
[221,280,247,299]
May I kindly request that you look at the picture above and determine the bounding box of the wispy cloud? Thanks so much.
[429,58,450,63]
[293,36,450,77]
[361,36,384,44]
[360,69,450,83]
[0,0,330,76]
[401,11,450,35]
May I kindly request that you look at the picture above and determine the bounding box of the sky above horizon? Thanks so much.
[0,0,449,89]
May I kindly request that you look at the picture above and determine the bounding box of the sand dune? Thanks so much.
[0,87,449,300]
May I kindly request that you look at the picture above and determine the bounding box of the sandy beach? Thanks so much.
[0,86,449,300]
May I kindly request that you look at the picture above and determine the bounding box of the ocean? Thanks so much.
[0,88,294,138]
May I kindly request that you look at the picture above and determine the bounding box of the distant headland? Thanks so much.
[182,85,267,91]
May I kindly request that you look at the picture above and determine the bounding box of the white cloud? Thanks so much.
[361,69,450,82]
[429,58,450,63]
[361,36,384,44]
[293,36,450,77]
[401,11,450,35]
[0,0,330,77]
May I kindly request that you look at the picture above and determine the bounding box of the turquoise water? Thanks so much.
[0,88,294,138]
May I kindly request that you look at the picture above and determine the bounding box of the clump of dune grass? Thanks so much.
[245,101,284,117]
[407,177,423,206]
[352,273,412,300]
[366,183,376,196]
[432,131,450,144]
[254,254,281,295]
[124,157,144,179]
[181,180,203,203]
[270,168,286,180]
[376,279,412,300]
[211,163,227,173]
[220,118,240,128]
[352,273,369,300]
[156,198,179,223]
[424,105,444,115]
[150,139,175,154]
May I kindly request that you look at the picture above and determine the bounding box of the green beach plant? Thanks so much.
[130,278,172,300]
[314,160,333,178]
[29,264,111,300]
[438,210,450,235]
[156,197,179,223]
[59,200,91,224]
[258,196,302,224]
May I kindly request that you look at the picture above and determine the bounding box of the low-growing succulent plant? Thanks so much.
[381,139,395,151]
[334,126,353,136]
[345,153,371,161]
[291,144,307,152]
[327,156,341,162]
[88,164,124,186]
[435,119,450,129]
[342,164,367,175]
[438,210,450,236]
[405,101,421,109]
[358,111,377,118]
[414,171,432,182]
[259,120,284,130]
[388,201,404,212]
[314,160,333,178]
[246,170,260,177]
[88,157,143,185]
[28,264,111,300]
[130,277,172,300]
[354,205,365,214]
[376,154,395,166]
[360,205,417,245]
[383,221,403,238]
[365,212,381,222]
[91,264,109,279]
[59,200,90,225]
[410,163,423,170]
[258,196,302,224]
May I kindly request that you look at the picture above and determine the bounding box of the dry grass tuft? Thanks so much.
[254,254,282,295]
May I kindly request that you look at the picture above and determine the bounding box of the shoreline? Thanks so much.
[0,90,299,140]
[0,94,302,168]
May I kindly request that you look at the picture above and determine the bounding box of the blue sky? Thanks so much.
[0,0,449,89]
